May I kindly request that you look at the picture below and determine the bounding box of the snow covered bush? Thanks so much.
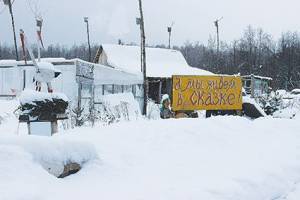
[19,90,69,120]
[94,93,141,125]
[273,93,300,119]
[72,106,85,127]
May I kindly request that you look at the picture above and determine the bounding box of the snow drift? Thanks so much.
[0,134,98,177]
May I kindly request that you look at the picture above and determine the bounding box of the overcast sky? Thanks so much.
[1,0,300,47]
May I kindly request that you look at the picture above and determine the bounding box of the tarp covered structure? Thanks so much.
[0,58,143,97]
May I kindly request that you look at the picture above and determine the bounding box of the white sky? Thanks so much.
[1,0,300,47]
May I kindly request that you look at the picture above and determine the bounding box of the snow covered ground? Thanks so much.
[1,99,300,200]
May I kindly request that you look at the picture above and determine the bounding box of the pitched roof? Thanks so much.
[101,44,213,78]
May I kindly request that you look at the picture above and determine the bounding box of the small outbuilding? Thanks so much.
[241,74,272,98]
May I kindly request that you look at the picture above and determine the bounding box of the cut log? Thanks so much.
[58,163,81,178]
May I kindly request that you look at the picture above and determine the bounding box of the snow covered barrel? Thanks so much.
[19,90,69,136]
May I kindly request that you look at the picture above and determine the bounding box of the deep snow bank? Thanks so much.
[49,117,300,200]
[0,134,98,177]
[1,97,300,200]
[0,145,56,200]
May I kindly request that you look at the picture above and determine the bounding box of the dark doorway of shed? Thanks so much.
[148,81,161,103]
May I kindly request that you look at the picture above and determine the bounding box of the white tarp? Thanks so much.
[73,58,143,85]
[0,58,143,96]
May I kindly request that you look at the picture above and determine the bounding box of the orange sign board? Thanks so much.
[172,75,243,111]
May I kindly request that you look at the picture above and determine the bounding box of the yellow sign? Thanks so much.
[172,75,242,111]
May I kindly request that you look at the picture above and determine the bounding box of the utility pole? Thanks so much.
[167,22,174,49]
[168,27,171,49]
[84,17,92,62]
[3,0,19,60]
[136,17,142,71]
[214,17,223,68]
[138,0,147,115]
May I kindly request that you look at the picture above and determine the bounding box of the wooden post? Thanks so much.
[78,82,82,109]
[250,74,255,98]
[158,80,162,103]
[27,122,31,135]
[7,0,19,61]
[84,18,92,62]
[23,69,26,90]
[132,85,136,97]
[91,84,95,127]
[138,0,148,115]
[168,28,171,49]
[51,121,58,135]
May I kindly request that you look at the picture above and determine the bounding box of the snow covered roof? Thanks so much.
[241,75,273,81]
[0,58,143,85]
[99,44,213,78]
[0,58,72,67]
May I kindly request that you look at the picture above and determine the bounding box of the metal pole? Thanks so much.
[7,0,19,61]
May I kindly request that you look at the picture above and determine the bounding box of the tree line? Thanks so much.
[1,25,300,90]
[175,26,300,90]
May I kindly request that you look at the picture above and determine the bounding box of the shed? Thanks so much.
[241,74,272,98]
[95,44,213,103]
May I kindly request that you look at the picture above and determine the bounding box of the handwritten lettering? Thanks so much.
[172,76,242,111]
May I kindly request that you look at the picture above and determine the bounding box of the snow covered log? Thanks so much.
[0,134,98,178]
